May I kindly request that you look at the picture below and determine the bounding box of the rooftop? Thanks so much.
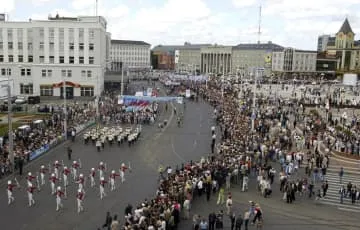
[111,39,150,46]
[152,43,211,52]
[337,18,354,34]
[233,42,283,50]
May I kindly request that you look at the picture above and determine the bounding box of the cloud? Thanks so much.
[71,0,95,10]
[232,0,258,8]
[2,0,15,12]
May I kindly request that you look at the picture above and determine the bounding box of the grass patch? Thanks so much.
[0,122,22,136]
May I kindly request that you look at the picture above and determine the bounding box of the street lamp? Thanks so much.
[62,76,67,140]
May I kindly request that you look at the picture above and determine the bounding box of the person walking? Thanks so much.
[102,212,112,230]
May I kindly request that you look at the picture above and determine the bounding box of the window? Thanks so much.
[59,42,64,51]
[1,68,5,76]
[79,43,84,50]
[28,55,33,63]
[49,42,54,50]
[40,42,44,49]
[26,68,31,76]
[69,43,74,50]
[87,70,92,78]
[8,55,13,62]
[59,56,64,64]
[69,56,74,64]
[80,87,94,97]
[21,68,26,76]
[40,86,53,96]
[61,70,66,77]
[20,83,33,95]
[47,70,52,77]
[67,70,72,77]
[18,42,23,50]
[49,28,54,38]
[0,55,3,62]
[59,28,64,38]
[28,42,33,51]
[41,69,46,77]
[39,56,45,63]
[0,42,3,49]
[89,57,94,64]
[18,55,23,62]
[8,42,13,50]
[79,28,84,39]
[79,56,84,64]
[7,29,13,39]
[39,28,44,37]
[81,70,86,77]
[89,43,94,50]
[49,56,54,64]
[0,68,10,76]
[89,29,95,39]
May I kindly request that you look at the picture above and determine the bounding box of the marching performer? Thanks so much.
[109,170,120,191]
[26,172,35,187]
[7,180,16,205]
[76,189,84,213]
[49,173,58,195]
[72,161,80,180]
[27,184,36,207]
[99,177,107,200]
[76,174,85,192]
[63,166,71,187]
[89,168,96,187]
[40,165,48,185]
[119,163,128,183]
[56,186,64,211]
[54,160,62,179]
[98,162,106,180]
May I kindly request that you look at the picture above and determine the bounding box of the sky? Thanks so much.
[2,0,360,50]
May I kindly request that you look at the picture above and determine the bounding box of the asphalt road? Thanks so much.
[0,83,215,230]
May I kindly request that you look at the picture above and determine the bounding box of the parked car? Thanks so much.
[15,96,27,104]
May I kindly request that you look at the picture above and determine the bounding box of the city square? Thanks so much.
[1,0,360,230]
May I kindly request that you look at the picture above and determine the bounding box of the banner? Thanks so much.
[30,144,50,161]
[121,95,183,104]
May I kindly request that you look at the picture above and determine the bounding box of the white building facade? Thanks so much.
[110,40,151,71]
[272,48,317,74]
[0,15,110,98]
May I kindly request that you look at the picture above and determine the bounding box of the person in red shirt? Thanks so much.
[63,166,71,187]
[49,173,58,195]
[98,162,106,180]
[76,189,84,213]
[56,186,64,211]
[27,184,36,207]
[89,168,96,187]
[120,163,128,183]
[40,165,48,186]
[99,177,107,200]
[53,160,62,179]
[76,174,85,192]
[7,180,16,205]
[72,161,80,180]
[26,172,35,187]
[109,170,119,191]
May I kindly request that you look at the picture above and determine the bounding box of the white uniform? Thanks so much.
[27,185,36,207]
[99,177,107,200]
[56,187,64,211]
[90,169,96,187]
[40,166,47,185]
[76,190,84,213]
[7,181,16,205]
[120,163,127,183]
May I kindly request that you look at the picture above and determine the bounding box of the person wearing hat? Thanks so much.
[26,172,35,187]
[7,180,16,205]
[76,174,85,192]
[56,186,64,211]
[109,170,120,191]
[39,165,48,186]
[89,168,96,187]
[49,173,58,195]
[76,189,84,213]
[27,184,36,207]
[100,177,107,200]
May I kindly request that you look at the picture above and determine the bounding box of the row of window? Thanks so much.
[1,28,95,41]
[0,68,93,78]
[19,84,94,96]
[0,55,95,64]
[0,42,95,51]
[39,86,94,97]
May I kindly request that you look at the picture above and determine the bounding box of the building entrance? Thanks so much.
[60,87,74,99]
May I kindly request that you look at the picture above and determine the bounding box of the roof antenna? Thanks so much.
[95,0,98,16]
[257,4,262,44]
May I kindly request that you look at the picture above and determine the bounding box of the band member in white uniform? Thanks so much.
[27,184,36,207]
[63,166,71,187]
[56,186,64,211]
[49,173,58,195]
[98,162,106,180]
[99,177,107,200]
[109,170,120,191]
[76,189,84,213]
[120,163,128,183]
[7,180,16,205]
[72,161,80,180]
[89,168,96,187]
[40,165,48,186]
[54,160,61,179]
[76,174,85,192]
[26,172,35,187]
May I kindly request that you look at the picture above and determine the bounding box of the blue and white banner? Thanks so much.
[30,144,50,161]
[121,95,183,104]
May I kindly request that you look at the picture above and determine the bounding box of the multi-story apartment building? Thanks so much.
[0,14,110,98]
[272,48,317,75]
[110,40,151,72]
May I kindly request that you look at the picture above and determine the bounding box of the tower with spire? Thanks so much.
[335,18,355,49]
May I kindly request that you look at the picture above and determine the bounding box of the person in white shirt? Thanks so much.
[226,194,233,215]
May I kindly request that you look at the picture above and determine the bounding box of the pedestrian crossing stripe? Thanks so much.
[318,171,360,212]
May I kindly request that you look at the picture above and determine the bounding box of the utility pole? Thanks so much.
[63,78,67,140]
[6,78,14,171]
[251,68,257,132]
[121,65,124,96]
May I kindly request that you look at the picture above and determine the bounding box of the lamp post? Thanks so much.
[63,77,67,140]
